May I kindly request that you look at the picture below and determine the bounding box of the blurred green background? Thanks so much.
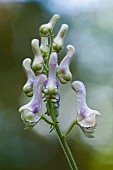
[0,0,113,169]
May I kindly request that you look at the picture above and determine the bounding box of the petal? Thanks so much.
[31,39,44,74]
[57,45,75,84]
[19,74,47,129]
[44,52,58,95]
[22,58,35,97]
[78,113,99,128]
[21,108,40,130]
[72,80,101,137]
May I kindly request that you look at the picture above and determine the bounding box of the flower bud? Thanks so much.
[57,45,75,84]
[39,14,60,37]
[40,36,49,54]
[22,58,35,97]
[53,24,69,53]
[40,36,49,62]
[31,39,44,74]
[72,81,101,138]
[19,74,47,129]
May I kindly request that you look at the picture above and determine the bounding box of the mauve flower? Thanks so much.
[22,58,35,97]
[19,74,47,130]
[43,52,59,99]
[72,81,101,138]
[57,45,75,84]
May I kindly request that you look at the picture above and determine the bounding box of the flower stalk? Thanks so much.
[63,120,78,138]
[19,14,101,170]
[47,101,78,170]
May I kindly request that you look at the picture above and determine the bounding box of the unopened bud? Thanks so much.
[40,36,49,56]
[31,39,44,74]
[39,14,60,37]
[53,24,69,53]
[22,58,35,97]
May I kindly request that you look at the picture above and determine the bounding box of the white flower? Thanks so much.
[57,45,75,84]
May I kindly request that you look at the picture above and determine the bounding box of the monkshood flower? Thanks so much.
[39,14,60,37]
[53,24,69,53]
[40,36,49,55]
[43,52,59,102]
[19,74,47,130]
[31,39,44,74]
[57,45,75,84]
[22,58,35,97]
[71,81,101,138]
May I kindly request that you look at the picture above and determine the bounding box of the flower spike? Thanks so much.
[57,45,75,84]
[39,14,60,37]
[31,39,44,74]
[71,81,101,138]
[22,58,35,97]
[19,74,47,130]
[53,24,69,53]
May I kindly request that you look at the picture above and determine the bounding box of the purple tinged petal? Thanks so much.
[72,80,101,137]
[44,52,58,95]
[19,74,47,129]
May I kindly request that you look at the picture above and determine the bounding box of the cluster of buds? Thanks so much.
[19,14,101,137]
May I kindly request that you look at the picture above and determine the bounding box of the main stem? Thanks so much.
[48,101,78,170]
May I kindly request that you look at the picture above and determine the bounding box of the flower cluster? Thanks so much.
[19,14,101,138]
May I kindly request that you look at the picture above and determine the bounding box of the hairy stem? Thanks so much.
[48,101,78,170]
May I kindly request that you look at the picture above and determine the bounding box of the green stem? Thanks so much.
[48,31,54,63]
[41,115,54,125]
[48,101,78,170]
[63,120,78,138]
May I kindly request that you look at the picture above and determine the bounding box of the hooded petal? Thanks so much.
[57,45,75,84]
[53,24,69,53]
[43,52,58,96]
[31,39,44,74]
[71,80,101,137]
[19,74,47,129]
[22,58,35,97]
